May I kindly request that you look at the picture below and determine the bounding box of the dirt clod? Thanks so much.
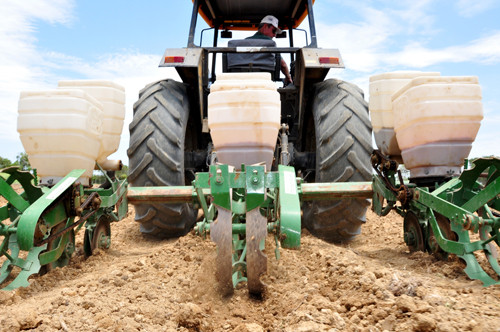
[1,208,499,331]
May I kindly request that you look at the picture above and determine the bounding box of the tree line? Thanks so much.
[0,152,30,170]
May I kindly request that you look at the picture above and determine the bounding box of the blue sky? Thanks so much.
[1,0,499,165]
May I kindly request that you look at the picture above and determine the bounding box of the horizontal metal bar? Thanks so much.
[128,181,374,204]
[205,47,300,54]
[127,186,195,203]
[195,221,278,235]
[300,182,373,201]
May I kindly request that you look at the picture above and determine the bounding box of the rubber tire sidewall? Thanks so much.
[128,79,197,238]
[302,79,373,243]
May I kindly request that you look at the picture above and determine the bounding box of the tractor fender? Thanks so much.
[295,48,346,135]
[159,48,204,68]
[300,48,345,69]
[159,48,205,131]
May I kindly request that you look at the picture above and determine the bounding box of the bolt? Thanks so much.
[463,214,473,230]
[252,177,259,184]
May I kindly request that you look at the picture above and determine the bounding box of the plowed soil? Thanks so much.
[1,204,499,331]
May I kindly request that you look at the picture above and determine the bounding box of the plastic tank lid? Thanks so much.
[369,71,440,82]
[58,80,125,92]
[391,75,479,101]
[210,72,276,92]
[216,72,272,80]
[19,88,103,108]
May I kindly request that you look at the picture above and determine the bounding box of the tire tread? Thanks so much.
[128,79,196,238]
[303,79,372,243]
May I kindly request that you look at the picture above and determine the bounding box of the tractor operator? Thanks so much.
[246,15,293,85]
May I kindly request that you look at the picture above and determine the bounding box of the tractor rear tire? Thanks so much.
[128,79,197,238]
[303,79,372,243]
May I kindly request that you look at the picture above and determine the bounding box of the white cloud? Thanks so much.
[456,0,497,17]
[0,0,75,86]
[315,1,440,72]
[385,31,500,68]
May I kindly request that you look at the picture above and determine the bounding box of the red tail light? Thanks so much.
[164,56,185,63]
[319,57,340,65]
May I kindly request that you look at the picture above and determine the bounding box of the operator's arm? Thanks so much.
[281,58,293,85]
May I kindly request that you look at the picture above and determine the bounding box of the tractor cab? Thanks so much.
[185,0,319,84]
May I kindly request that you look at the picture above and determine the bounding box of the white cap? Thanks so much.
[260,15,282,34]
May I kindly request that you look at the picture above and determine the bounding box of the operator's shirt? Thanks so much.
[245,31,279,66]
[246,31,276,44]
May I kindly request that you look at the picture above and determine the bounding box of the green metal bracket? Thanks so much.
[371,175,396,216]
[413,188,481,232]
[461,175,500,213]
[17,169,85,251]
[209,164,232,210]
[278,165,301,249]
[245,165,266,211]
[0,177,30,212]
[38,218,74,266]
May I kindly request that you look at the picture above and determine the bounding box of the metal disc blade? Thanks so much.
[246,208,267,295]
[210,207,233,296]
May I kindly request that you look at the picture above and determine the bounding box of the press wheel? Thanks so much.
[428,213,457,260]
[91,219,111,251]
[403,212,425,252]
[84,218,111,257]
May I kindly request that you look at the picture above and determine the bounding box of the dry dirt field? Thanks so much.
[1,203,500,332]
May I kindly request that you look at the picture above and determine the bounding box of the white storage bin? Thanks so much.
[369,71,440,156]
[58,80,125,163]
[208,73,281,170]
[17,89,103,186]
[392,76,483,178]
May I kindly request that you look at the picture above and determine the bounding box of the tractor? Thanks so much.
[127,0,372,244]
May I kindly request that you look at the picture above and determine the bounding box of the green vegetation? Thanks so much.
[0,157,12,168]
[92,165,128,184]
[16,152,31,171]
[0,153,31,170]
